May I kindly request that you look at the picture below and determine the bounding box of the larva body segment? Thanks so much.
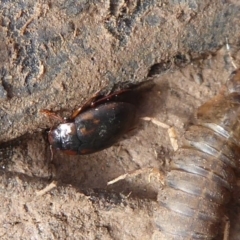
[154,70,240,239]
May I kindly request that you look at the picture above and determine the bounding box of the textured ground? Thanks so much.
[1,1,240,239]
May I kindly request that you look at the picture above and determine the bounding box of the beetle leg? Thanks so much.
[50,145,53,162]
[90,89,131,106]
[72,85,133,119]
[92,80,154,106]
[70,86,125,119]
[40,109,65,122]
[223,217,230,240]
[71,80,153,119]
[70,90,104,119]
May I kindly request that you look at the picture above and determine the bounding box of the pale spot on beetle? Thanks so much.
[93,119,100,124]
[98,125,107,137]
[78,126,95,136]
[59,123,74,135]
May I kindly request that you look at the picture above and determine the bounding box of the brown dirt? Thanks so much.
[1,1,240,239]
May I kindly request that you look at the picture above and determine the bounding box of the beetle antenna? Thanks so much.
[40,109,64,123]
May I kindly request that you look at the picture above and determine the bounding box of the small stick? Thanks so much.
[141,117,170,129]
[168,127,178,151]
[107,167,164,185]
[142,117,179,151]
[35,181,57,197]
[226,38,237,70]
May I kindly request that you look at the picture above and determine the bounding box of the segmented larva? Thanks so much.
[154,69,240,239]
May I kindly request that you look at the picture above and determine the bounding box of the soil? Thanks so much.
[1,1,240,239]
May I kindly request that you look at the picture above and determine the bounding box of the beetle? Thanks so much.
[42,80,154,155]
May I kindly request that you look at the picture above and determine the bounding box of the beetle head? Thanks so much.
[48,123,76,150]
[48,126,63,150]
[48,123,79,153]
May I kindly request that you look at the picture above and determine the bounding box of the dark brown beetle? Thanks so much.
[42,80,153,155]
